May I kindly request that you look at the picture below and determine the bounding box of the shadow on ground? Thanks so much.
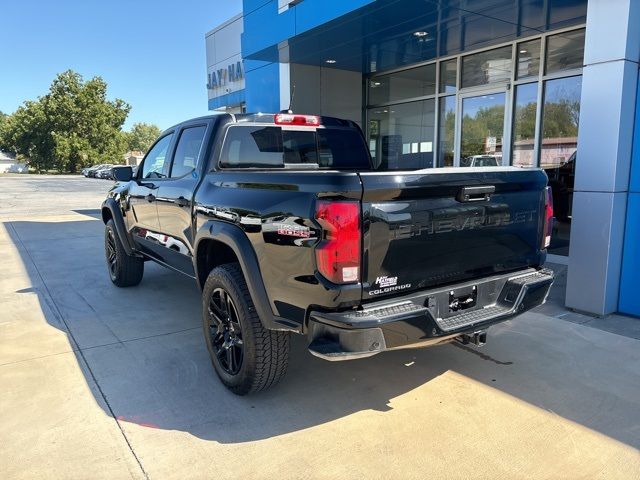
[5,214,640,448]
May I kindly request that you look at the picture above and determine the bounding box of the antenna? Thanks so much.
[279,83,295,114]
[287,83,296,114]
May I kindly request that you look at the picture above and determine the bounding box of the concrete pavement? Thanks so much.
[1,176,639,479]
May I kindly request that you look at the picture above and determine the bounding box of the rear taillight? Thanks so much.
[543,186,554,249]
[315,201,361,284]
[274,114,320,126]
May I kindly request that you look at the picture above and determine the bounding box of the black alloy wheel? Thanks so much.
[106,228,118,277]
[208,287,244,375]
[104,219,144,287]
[202,263,290,394]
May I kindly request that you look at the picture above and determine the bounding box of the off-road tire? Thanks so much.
[104,219,144,287]
[202,263,290,395]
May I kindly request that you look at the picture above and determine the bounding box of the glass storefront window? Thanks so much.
[541,75,581,256]
[545,29,585,74]
[365,27,584,197]
[461,46,512,89]
[439,59,457,94]
[368,100,435,170]
[517,39,541,79]
[541,76,581,169]
[511,82,539,167]
[460,93,506,166]
[369,64,436,105]
[438,96,456,167]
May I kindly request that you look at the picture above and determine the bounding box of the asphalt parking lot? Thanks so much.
[1,175,639,479]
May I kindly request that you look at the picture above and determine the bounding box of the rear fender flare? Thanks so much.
[194,220,301,333]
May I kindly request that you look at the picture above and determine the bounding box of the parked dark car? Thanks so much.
[83,164,110,177]
[545,151,575,222]
[102,113,554,395]
[96,165,120,180]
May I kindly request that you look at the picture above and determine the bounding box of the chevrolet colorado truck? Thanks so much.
[102,113,554,395]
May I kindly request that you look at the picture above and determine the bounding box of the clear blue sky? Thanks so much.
[0,0,242,130]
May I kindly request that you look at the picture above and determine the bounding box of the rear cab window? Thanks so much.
[171,125,207,178]
[219,124,371,170]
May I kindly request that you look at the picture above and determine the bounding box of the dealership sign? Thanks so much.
[207,61,244,93]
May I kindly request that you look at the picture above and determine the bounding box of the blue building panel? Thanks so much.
[242,0,373,59]
[630,73,640,193]
[241,0,587,74]
[244,62,280,113]
[242,1,295,58]
[243,0,270,13]
[244,58,275,73]
[293,0,374,34]
[619,72,640,317]
[208,90,246,110]
[620,194,640,316]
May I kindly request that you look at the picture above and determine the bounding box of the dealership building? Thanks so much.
[205,0,640,318]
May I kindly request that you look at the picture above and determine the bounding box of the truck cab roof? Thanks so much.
[162,113,360,135]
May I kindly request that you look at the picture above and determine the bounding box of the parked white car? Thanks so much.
[0,151,28,173]
[462,155,501,167]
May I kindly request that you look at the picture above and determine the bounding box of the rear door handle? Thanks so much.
[146,193,156,203]
[175,197,189,207]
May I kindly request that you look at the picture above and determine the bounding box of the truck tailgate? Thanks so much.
[359,167,547,301]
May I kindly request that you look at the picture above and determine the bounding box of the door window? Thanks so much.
[141,134,173,179]
[460,92,506,166]
[171,126,207,178]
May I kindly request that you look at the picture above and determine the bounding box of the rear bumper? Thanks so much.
[307,267,553,361]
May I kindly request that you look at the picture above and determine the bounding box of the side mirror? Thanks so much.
[112,166,133,182]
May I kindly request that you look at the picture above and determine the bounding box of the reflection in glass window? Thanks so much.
[368,100,435,170]
[546,29,585,74]
[548,1,588,28]
[142,134,173,179]
[542,75,581,256]
[517,39,541,79]
[171,126,206,178]
[283,130,317,164]
[220,126,371,170]
[461,46,512,88]
[460,93,506,165]
[316,129,371,169]
[439,59,457,94]
[369,64,436,104]
[221,126,283,168]
[541,76,581,169]
[511,83,539,167]
[438,96,455,167]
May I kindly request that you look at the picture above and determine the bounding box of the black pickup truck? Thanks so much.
[102,113,554,395]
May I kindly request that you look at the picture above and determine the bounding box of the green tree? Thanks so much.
[542,99,579,138]
[126,122,162,152]
[0,111,7,150]
[461,105,505,157]
[1,70,130,172]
